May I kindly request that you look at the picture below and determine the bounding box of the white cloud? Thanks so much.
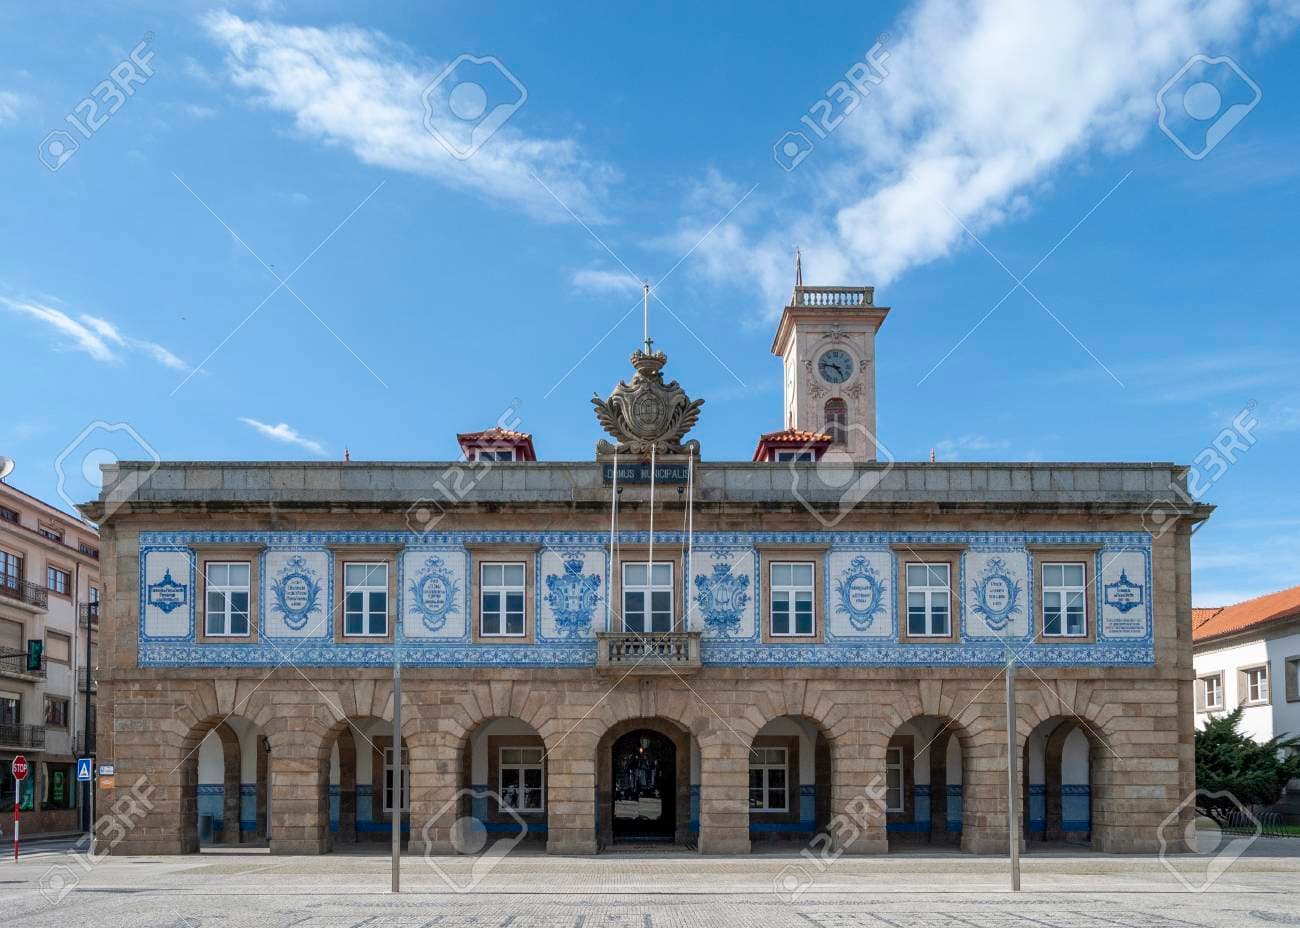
[932,434,1012,460]
[1,297,189,370]
[0,90,24,124]
[677,0,1291,314]
[571,268,642,295]
[238,417,328,456]
[202,11,616,221]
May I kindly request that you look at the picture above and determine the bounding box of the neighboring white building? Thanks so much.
[1192,586,1300,812]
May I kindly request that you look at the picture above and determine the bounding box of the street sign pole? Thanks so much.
[11,755,28,861]
[1006,657,1021,892]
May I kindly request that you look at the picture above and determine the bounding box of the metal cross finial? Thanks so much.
[794,247,803,288]
[642,281,653,354]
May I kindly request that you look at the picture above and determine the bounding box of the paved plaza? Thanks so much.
[2,837,1299,928]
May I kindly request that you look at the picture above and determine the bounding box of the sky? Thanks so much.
[0,0,1297,607]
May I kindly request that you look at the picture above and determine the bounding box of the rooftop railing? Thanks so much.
[792,285,874,307]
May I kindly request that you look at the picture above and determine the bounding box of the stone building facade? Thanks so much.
[87,285,1209,856]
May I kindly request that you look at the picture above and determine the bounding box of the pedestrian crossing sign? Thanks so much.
[76,758,93,782]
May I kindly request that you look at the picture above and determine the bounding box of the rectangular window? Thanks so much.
[43,763,75,810]
[774,450,814,462]
[770,562,815,636]
[1042,562,1087,637]
[473,449,516,462]
[748,746,788,811]
[46,566,69,595]
[204,562,251,637]
[480,562,526,637]
[1200,673,1223,711]
[1287,657,1300,703]
[38,526,63,543]
[45,631,71,664]
[906,563,951,637]
[0,548,22,589]
[89,586,99,604]
[499,746,544,812]
[0,696,19,726]
[45,696,69,728]
[885,746,904,812]
[343,562,388,637]
[383,747,409,813]
[622,562,673,633]
[0,506,17,524]
[1244,666,1269,705]
[78,542,99,558]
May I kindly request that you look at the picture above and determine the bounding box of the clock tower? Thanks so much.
[771,280,889,462]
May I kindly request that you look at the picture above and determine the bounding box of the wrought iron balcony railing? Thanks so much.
[792,285,874,307]
[0,722,46,750]
[0,574,47,609]
[80,602,99,627]
[0,647,44,678]
[596,631,702,674]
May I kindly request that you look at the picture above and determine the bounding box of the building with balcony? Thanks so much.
[0,477,99,838]
[89,282,1207,856]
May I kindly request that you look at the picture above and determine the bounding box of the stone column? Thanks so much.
[407,730,460,856]
[267,728,330,855]
[697,737,750,854]
[834,732,887,854]
[961,732,1014,854]
[546,732,597,855]
[336,729,357,846]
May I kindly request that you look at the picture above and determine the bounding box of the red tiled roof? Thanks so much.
[752,428,832,462]
[456,427,532,443]
[1192,585,1300,643]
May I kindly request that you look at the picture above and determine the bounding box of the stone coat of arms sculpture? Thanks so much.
[592,348,704,456]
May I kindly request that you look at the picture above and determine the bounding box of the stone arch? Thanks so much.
[318,713,416,853]
[175,708,265,854]
[595,716,695,850]
[746,713,834,849]
[1022,714,1104,850]
[447,715,549,850]
[883,712,977,852]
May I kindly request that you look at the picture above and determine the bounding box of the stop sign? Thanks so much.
[10,755,27,781]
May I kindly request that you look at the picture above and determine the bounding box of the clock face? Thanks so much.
[817,349,854,384]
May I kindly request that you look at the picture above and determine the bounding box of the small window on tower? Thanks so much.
[824,399,847,445]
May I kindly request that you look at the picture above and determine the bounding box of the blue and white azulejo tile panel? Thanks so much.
[401,549,468,640]
[826,549,893,639]
[135,530,1155,667]
[539,547,605,640]
[262,549,331,639]
[1099,549,1150,640]
[142,547,193,640]
[964,550,1031,639]
[689,547,758,640]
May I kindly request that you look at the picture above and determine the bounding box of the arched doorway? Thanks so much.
[455,717,548,848]
[611,729,677,842]
[596,718,693,849]
[885,715,968,850]
[321,717,409,851]
[1023,716,1094,848]
[181,715,268,852]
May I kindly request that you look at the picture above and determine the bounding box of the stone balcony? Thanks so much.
[595,631,702,675]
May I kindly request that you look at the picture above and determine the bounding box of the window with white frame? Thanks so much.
[885,746,904,812]
[622,562,673,633]
[481,562,526,637]
[204,562,250,636]
[1200,673,1223,711]
[906,563,951,637]
[383,746,409,813]
[473,448,516,462]
[774,449,814,462]
[1042,562,1087,637]
[748,746,788,811]
[343,562,388,637]
[1243,665,1269,705]
[770,562,815,636]
[499,746,544,811]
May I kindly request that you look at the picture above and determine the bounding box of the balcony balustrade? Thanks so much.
[0,574,48,609]
[0,722,46,750]
[596,630,702,674]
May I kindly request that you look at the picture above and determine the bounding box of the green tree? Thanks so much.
[1195,707,1300,825]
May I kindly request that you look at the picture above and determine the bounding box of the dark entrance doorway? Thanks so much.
[611,729,677,841]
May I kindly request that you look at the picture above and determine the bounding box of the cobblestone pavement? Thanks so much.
[1,841,1298,928]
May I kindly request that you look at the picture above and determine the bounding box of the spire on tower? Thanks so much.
[642,280,654,354]
[794,247,803,288]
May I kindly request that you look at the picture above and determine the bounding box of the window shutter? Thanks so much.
[1287,659,1299,703]
[1262,667,1271,704]
[1194,678,1206,712]
[1237,669,1247,706]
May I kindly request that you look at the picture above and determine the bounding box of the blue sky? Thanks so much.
[0,1,1297,606]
